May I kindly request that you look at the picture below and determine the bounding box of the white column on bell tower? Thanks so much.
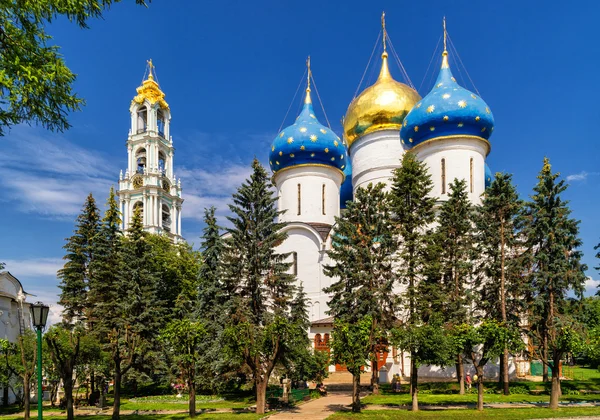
[117,59,184,242]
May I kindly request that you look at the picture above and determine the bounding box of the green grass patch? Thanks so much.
[0,414,265,420]
[331,407,600,419]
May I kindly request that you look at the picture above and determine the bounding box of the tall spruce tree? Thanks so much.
[58,193,100,323]
[324,182,397,398]
[475,173,524,394]
[523,158,587,409]
[389,153,439,411]
[436,178,476,394]
[221,159,296,414]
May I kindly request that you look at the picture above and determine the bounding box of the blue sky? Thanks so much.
[1,0,598,321]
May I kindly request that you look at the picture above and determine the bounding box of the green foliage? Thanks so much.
[0,0,148,135]
[454,321,524,367]
[523,158,587,376]
[221,159,299,414]
[58,193,101,323]
[330,317,372,377]
[391,316,454,368]
[161,319,205,371]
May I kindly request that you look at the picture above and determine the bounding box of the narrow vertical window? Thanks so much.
[441,158,446,195]
[297,184,301,215]
[322,184,326,215]
[292,252,298,276]
[469,158,474,193]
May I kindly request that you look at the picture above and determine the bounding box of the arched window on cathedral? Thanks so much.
[441,158,446,195]
[158,151,166,176]
[157,109,166,137]
[297,183,301,215]
[162,204,171,232]
[314,334,329,351]
[137,107,147,134]
[322,184,326,215]
[136,148,147,174]
[470,158,474,193]
[292,252,298,276]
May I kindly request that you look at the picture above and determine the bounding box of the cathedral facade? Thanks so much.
[269,24,509,379]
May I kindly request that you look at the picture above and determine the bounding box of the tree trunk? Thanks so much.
[255,378,267,415]
[3,385,8,407]
[188,369,196,418]
[112,363,121,420]
[502,348,510,395]
[371,359,379,394]
[23,375,31,420]
[64,374,75,420]
[351,373,361,412]
[499,221,509,395]
[476,365,484,411]
[498,355,505,384]
[457,354,465,395]
[542,335,549,382]
[411,357,418,412]
[90,370,95,396]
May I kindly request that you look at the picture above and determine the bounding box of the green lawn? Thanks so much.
[0,414,265,420]
[330,407,600,419]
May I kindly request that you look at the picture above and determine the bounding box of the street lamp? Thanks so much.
[30,302,49,420]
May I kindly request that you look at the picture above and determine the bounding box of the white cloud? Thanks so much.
[0,126,117,218]
[566,171,600,182]
[584,276,600,296]
[3,258,63,278]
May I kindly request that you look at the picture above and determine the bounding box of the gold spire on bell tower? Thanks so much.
[132,58,169,110]
[305,55,312,104]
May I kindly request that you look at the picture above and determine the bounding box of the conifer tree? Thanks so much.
[436,178,475,394]
[389,152,439,411]
[58,193,100,323]
[475,173,524,394]
[325,182,397,397]
[221,159,296,414]
[523,158,587,409]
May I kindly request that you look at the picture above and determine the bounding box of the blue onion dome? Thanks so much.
[269,82,346,175]
[340,157,353,209]
[485,163,493,189]
[400,49,494,152]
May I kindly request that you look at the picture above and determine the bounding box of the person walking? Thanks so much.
[466,373,472,390]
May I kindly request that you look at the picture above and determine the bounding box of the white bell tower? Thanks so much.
[117,60,183,242]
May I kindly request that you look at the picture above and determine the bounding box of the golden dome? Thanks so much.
[343,52,421,147]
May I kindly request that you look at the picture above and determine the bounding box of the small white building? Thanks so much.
[0,271,33,404]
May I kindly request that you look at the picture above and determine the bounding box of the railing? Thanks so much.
[136,128,146,134]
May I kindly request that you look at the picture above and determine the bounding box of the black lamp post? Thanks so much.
[30,302,49,420]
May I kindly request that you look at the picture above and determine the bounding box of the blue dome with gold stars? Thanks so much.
[270,85,346,175]
[340,157,353,209]
[485,163,493,189]
[400,50,494,151]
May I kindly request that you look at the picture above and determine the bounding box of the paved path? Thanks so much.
[268,390,354,420]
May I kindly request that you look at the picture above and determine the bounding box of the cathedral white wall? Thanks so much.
[414,137,489,205]
[277,225,333,321]
[275,166,342,226]
[349,130,404,193]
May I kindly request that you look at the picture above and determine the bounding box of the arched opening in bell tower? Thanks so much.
[133,201,144,220]
[158,151,166,175]
[162,204,171,232]
[137,107,148,133]
[136,148,147,174]
[157,109,166,137]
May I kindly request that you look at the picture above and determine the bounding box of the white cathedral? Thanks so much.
[118,21,524,379]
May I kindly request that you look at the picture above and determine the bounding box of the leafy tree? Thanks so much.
[0,0,149,135]
[221,159,296,414]
[161,319,206,417]
[389,152,438,411]
[454,321,523,411]
[58,193,100,323]
[0,338,18,407]
[44,323,100,420]
[324,183,397,394]
[475,173,524,394]
[15,331,37,420]
[436,178,476,394]
[330,318,372,412]
[522,158,587,409]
